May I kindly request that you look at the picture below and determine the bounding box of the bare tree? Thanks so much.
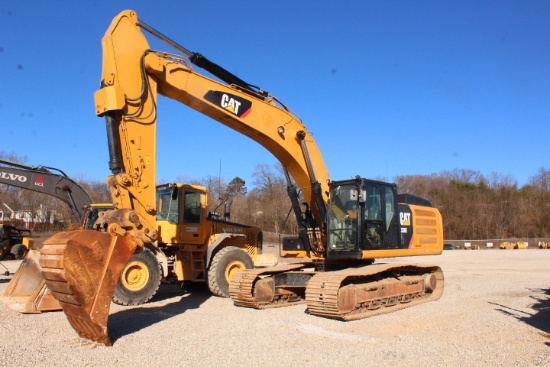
[528,167,550,191]
[250,163,291,234]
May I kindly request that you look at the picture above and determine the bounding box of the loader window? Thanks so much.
[156,186,180,224]
[183,191,202,224]
[85,209,100,230]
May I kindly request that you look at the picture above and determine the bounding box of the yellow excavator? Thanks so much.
[38,10,444,345]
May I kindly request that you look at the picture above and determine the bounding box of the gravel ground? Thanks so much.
[0,248,549,367]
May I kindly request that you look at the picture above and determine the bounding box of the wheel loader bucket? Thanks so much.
[39,229,139,346]
[1,249,62,313]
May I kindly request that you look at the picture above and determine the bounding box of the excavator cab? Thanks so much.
[326,178,442,258]
[326,178,397,256]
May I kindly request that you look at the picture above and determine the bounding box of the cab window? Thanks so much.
[364,186,383,247]
[384,186,395,231]
[183,191,202,224]
[157,186,179,224]
[364,187,382,221]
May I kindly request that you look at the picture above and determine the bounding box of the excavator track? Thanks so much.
[39,230,138,346]
[306,263,444,320]
[229,263,308,309]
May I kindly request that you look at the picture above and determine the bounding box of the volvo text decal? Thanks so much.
[0,171,28,183]
[204,91,252,118]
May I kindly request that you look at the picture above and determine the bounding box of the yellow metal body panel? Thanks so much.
[94,86,125,114]
[405,204,444,252]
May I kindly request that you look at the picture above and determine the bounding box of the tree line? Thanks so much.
[394,168,549,240]
[175,165,550,241]
[206,165,549,241]
[0,152,548,240]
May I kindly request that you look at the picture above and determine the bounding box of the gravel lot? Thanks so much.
[1,248,549,367]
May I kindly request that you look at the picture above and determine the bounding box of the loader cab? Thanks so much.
[156,183,209,245]
[326,178,403,258]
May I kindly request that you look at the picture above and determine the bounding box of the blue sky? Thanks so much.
[1,1,548,188]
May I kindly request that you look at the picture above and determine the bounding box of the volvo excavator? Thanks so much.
[38,10,444,345]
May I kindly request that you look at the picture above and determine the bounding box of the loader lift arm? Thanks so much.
[39,10,444,345]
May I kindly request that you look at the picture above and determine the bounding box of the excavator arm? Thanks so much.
[0,159,92,223]
[37,11,332,345]
[93,10,330,234]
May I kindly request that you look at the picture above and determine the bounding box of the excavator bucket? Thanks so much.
[39,229,138,346]
[1,249,61,313]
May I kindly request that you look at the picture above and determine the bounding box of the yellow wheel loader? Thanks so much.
[3,182,269,314]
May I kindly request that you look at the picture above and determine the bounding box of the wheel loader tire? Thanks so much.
[112,247,162,306]
[208,246,253,298]
[10,244,28,260]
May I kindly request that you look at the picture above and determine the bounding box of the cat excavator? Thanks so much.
[38,10,444,345]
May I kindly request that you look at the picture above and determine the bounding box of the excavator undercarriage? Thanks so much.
[230,263,443,320]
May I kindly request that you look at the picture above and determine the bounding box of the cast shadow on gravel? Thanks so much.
[490,287,550,346]
[107,284,212,344]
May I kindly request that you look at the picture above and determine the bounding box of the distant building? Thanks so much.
[0,203,57,228]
